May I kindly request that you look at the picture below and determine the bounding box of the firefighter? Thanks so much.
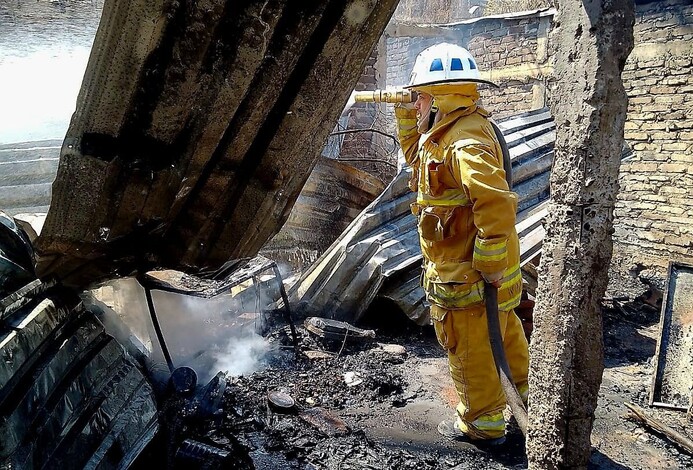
[394,43,529,445]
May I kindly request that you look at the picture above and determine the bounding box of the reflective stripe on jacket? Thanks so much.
[395,103,522,311]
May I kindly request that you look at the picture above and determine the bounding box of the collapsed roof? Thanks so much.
[34,0,399,287]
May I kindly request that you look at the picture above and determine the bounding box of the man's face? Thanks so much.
[414,92,433,116]
[414,92,434,131]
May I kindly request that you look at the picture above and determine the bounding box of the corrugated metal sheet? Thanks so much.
[34,0,400,288]
[650,261,693,410]
[260,157,386,273]
[288,108,554,324]
[0,140,60,215]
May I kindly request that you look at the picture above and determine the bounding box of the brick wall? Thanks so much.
[612,0,693,286]
[384,11,550,120]
[338,41,399,182]
[341,49,379,158]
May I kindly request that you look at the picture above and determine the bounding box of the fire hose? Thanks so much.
[484,282,528,437]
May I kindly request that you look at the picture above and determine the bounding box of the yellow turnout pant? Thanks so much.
[431,304,529,439]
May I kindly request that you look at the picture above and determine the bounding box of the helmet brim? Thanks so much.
[405,78,499,89]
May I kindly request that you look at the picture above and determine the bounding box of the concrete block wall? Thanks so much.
[384,11,550,123]
[612,0,693,282]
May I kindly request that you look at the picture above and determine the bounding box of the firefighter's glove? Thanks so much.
[481,271,504,288]
[394,101,416,111]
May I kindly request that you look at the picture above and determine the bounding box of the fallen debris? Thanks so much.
[268,390,296,412]
[174,439,232,468]
[650,261,693,410]
[376,343,407,357]
[625,402,693,456]
[304,350,335,360]
[344,371,364,387]
[298,407,349,437]
[304,317,376,343]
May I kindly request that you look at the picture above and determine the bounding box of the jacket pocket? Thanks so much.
[418,206,461,243]
[427,160,443,197]
[419,207,444,242]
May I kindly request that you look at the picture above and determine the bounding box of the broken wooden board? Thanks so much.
[298,407,349,436]
[304,316,376,342]
[650,261,693,410]
[34,0,400,288]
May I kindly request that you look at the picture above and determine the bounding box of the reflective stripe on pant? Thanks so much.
[431,303,529,439]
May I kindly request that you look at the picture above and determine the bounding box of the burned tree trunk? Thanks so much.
[526,1,634,469]
[35,0,399,287]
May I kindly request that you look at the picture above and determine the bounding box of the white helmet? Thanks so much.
[405,43,497,89]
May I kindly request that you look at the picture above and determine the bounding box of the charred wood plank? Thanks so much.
[625,402,693,456]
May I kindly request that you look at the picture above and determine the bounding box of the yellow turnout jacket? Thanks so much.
[395,91,522,312]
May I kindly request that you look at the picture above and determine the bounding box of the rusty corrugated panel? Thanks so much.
[288,108,555,324]
[0,286,157,468]
[34,0,400,287]
[260,157,385,273]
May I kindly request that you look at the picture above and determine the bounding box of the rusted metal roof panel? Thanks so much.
[288,108,555,324]
[260,157,385,273]
[34,0,400,287]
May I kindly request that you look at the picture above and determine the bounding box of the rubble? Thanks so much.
[304,317,376,343]
[153,298,693,469]
[3,217,693,468]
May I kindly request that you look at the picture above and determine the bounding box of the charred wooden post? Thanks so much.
[526,1,634,469]
[35,0,399,287]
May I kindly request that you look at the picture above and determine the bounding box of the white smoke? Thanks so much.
[212,333,272,377]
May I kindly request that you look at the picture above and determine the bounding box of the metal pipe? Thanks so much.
[272,264,299,354]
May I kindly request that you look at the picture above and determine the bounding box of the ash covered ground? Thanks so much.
[148,297,693,470]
